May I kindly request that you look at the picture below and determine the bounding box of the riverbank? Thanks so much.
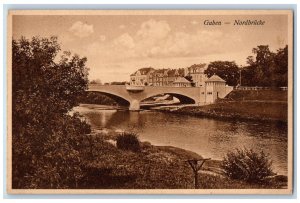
[78,130,287,189]
[154,89,288,123]
[157,101,287,123]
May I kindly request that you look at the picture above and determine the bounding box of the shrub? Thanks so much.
[116,132,141,152]
[12,37,91,189]
[221,148,274,183]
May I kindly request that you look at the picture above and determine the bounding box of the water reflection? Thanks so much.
[74,105,288,175]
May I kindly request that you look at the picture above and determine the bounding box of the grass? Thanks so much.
[174,102,287,123]
[76,89,288,189]
[197,173,286,189]
[225,90,287,101]
[188,101,287,122]
[77,132,287,189]
[173,89,288,122]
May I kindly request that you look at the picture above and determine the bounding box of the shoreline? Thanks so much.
[153,105,287,124]
[79,102,287,124]
[76,103,287,182]
[86,129,288,189]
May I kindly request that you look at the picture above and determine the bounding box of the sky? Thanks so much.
[12,14,288,83]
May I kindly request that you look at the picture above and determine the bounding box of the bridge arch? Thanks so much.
[87,85,203,110]
[141,92,196,104]
[86,91,130,107]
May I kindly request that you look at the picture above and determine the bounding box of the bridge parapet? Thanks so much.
[87,84,203,110]
[87,84,233,110]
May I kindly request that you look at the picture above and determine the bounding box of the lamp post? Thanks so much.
[239,65,243,87]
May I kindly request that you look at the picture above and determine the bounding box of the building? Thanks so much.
[130,64,208,87]
[129,66,234,104]
[173,77,193,87]
[184,64,208,87]
[130,67,155,86]
[131,68,185,86]
[150,69,168,86]
[200,74,233,103]
[166,69,180,86]
[129,68,233,104]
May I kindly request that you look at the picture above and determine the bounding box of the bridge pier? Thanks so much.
[129,100,140,111]
[88,85,233,111]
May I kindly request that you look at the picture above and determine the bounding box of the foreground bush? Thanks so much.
[116,132,141,152]
[78,92,118,106]
[221,148,274,183]
[12,36,91,188]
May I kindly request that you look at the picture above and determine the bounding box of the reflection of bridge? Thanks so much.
[88,84,203,110]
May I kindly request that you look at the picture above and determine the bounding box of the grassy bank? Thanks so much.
[162,90,288,123]
[78,131,287,189]
[225,89,287,101]
[170,101,287,123]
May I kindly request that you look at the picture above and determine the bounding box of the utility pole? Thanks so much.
[187,158,211,189]
[239,65,243,86]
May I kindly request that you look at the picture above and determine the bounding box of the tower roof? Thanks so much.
[173,77,192,84]
[205,75,226,82]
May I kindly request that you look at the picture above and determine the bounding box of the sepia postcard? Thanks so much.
[7,10,294,195]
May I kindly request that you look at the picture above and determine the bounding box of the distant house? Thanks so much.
[131,68,185,87]
[184,64,208,87]
[173,77,192,87]
[130,67,155,86]
[167,69,180,86]
[150,69,168,86]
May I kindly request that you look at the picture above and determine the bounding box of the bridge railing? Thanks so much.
[235,86,288,91]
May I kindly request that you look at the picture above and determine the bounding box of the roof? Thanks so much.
[173,77,192,84]
[205,75,226,82]
[131,67,155,76]
[151,69,168,77]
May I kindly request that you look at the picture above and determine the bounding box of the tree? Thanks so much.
[90,79,102,84]
[251,45,275,86]
[273,45,288,87]
[12,36,91,189]
[184,75,195,87]
[221,148,273,183]
[244,45,288,87]
[239,65,257,86]
[205,61,240,86]
[184,75,193,82]
[110,81,127,85]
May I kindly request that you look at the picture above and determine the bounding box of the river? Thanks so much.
[73,104,288,176]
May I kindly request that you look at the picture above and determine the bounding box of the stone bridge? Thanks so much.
[87,84,202,110]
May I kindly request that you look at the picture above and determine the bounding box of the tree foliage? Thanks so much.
[221,148,274,183]
[205,61,240,86]
[116,132,141,153]
[242,45,288,87]
[78,92,118,106]
[89,79,102,84]
[110,81,128,85]
[12,36,91,189]
[184,75,195,87]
